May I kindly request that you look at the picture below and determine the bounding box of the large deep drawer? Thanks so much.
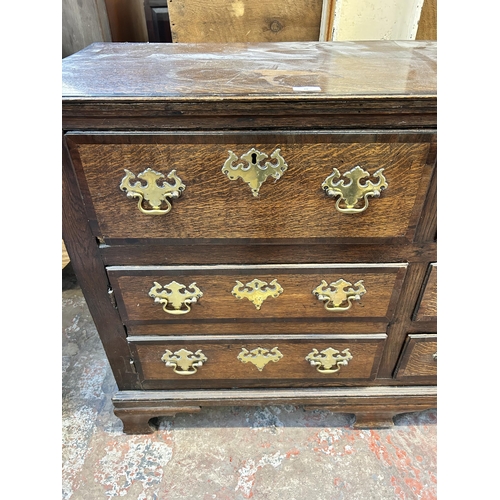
[108,263,407,329]
[67,131,435,243]
[129,334,387,389]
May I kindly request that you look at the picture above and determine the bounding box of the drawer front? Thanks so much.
[413,263,437,321]
[67,132,435,242]
[108,264,407,326]
[129,334,386,389]
[394,334,437,379]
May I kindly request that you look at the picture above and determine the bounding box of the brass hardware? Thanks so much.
[231,278,283,310]
[222,148,288,196]
[305,348,353,373]
[149,281,203,315]
[313,279,366,311]
[237,347,283,371]
[322,166,388,213]
[161,348,207,375]
[120,168,185,214]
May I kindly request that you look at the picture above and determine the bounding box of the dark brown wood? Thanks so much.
[394,334,437,379]
[62,41,437,433]
[414,153,437,242]
[377,262,432,378]
[114,406,201,434]
[125,321,389,336]
[100,242,437,266]
[112,386,437,434]
[66,132,434,242]
[62,42,436,99]
[62,137,140,390]
[352,412,398,428]
[129,334,386,388]
[107,264,406,324]
[413,264,437,321]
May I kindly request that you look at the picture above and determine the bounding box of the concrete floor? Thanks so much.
[62,264,437,500]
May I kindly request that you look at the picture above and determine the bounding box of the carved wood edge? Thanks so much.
[112,387,436,434]
[113,406,202,434]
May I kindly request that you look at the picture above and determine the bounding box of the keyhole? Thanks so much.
[251,152,257,164]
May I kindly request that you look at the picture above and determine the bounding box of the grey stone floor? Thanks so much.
[62,264,437,499]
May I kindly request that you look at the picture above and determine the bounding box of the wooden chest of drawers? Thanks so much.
[62,41,437,433]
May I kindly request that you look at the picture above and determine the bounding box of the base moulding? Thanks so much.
[112,385,437,433]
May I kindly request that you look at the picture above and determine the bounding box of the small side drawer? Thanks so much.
[129,334,386,389]
[394,334,437,379]
[413,263,437,321]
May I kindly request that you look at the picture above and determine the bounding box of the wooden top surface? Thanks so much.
[62,41,436,100]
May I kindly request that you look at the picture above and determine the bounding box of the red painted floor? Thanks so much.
[62,267,437,499]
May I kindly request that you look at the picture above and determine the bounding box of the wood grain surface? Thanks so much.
[414,263,437,321]
[129,334,386,388]
[394,334,437,379]
[62,41,436,98]
[168,0,322,43]
[68,132,434,242]
[107,264,406,324]
[62,41,437,425]
[124,321,389,336]
[100,241,437,267]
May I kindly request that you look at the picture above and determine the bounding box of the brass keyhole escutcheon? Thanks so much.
[231,278,283,310]
[237,347,283,371]
[222,147,288,197]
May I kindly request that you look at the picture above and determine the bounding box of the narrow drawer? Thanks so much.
[67,131,435,243]
[413,263,437,321]
[108,263,407,326]
[129,334,387,389]
[394,334,437,379]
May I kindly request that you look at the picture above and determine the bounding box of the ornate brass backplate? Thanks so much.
[305,348,353,374]
[312,279,366,312]
[161,348,207,375]
[149,281,203,315]
[321,166,388,213]
[222,148,288,197]
[120,168,185,214]
[231,278,283,310]
[237,347,283,371]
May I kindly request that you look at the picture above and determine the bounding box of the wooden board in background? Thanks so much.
[168,0,323,43]
[416,0,437,40]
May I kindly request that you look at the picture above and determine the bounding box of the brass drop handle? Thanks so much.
[149,281,203,315]
[306,348,353,373]
[222,147,288,196]
[237,347,283,371]
[120,168,185,214]
[231,278,283,310]
[313,279,366,311]
[161,349,207,375]
[322,166,388,213]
